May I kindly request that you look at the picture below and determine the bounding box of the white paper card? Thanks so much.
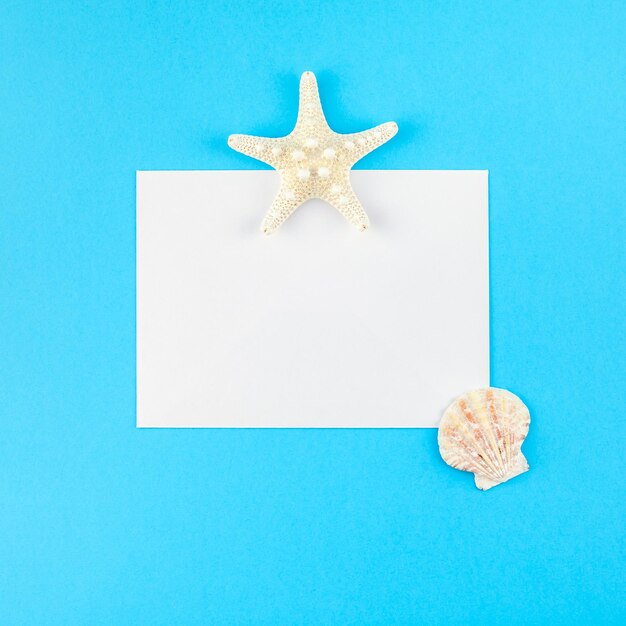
[137,170,489,427]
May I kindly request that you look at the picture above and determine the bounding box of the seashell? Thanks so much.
[438,388,530,490]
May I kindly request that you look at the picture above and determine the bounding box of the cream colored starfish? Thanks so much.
[228,71,398,234]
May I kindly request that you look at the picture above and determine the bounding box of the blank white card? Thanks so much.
[137,170,489,427]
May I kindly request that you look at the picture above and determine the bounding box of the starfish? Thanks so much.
[228,71,398,234]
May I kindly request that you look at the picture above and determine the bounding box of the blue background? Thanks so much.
[1,1,625,624]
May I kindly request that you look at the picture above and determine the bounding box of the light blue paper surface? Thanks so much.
[1,1,624,624]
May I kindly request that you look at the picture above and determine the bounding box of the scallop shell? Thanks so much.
[438,388,530,490]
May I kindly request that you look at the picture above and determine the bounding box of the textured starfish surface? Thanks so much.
[228,71,398,234]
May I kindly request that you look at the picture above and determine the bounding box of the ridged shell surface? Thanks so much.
[438,388,530,490]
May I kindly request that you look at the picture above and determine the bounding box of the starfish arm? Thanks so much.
[342,121,398,165]
[296,71,330,131]
[261,182,306,235]
[320,174,370,232]
[228,134,286,168]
